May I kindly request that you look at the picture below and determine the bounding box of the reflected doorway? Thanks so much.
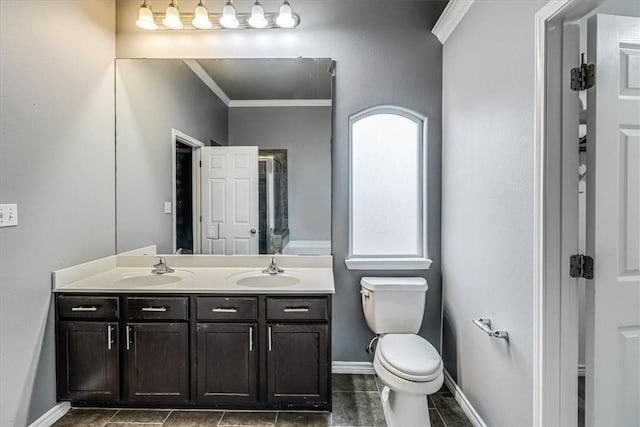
[172,129,204,254]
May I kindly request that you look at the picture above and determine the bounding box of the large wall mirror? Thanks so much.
[116,58,333,256]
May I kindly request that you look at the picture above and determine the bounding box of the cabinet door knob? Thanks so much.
[126,325,132,351]
[249,326,254,352]
[268,326,272,351]
[107,324,114,350]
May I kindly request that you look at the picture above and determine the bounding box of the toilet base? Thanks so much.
[380,385,432,427]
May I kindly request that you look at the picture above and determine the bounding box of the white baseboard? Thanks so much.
[332,361,375,374]
[443,369,487,427]
[29,402,70,427]
[578,364,586,377]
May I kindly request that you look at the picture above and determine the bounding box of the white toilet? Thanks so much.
[361,277,443,427]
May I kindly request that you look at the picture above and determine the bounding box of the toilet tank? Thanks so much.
[361,277,428,334]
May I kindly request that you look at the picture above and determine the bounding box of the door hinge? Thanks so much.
[570,254,594,279]
[571,53,595,91]
[199,160,202,167]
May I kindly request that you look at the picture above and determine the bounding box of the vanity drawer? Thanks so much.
[127,296,188,321]
[58,295,119,320]
[266,297,328,321]
[197,297,258,321]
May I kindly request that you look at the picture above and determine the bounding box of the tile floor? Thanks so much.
[53,374,472,427]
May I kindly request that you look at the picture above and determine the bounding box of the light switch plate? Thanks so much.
[164,202,172,214]
[0,204,18,227]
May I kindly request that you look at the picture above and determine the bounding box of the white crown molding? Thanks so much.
[443,370,487,427]
[229,99,332,108]
[29,402,70,427]
[183,59,231,106]
[431,0,475,44]
[332,361,375,374]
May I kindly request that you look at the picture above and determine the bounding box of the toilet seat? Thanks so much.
[377,334,442,382]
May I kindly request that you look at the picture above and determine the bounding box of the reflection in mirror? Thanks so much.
[116,58,333,256]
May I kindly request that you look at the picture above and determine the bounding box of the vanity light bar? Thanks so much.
[136,0,300,31]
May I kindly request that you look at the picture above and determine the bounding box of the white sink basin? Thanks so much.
[228,270,302,288]
[115,270,193,287]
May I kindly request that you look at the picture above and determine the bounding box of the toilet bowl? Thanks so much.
[360,277,444,427]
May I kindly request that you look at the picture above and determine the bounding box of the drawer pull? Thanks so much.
[212,307,238,313]
[141,306,167,312]
[249,326,254,352]
[268,326,272,351]
[71,306,97,312]
[126,325,132,351]
[284,307,309,313]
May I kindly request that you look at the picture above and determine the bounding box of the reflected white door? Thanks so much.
[201,146,259,255]
[586,14,640,427]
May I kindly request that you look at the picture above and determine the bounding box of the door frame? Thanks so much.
[533,0,607,425]
[171,128,204,254]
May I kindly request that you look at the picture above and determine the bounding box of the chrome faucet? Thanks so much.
[262,257,284,275]
[152,257,174,275]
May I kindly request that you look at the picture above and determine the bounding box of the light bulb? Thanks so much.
[136,0,157,30]
[192,1,212,29]
[219,1,239,29]
[248,1,268,29]
[276,0,296,28]
[162,1,183,30]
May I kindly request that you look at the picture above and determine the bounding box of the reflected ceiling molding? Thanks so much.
[228,99,332,108]
[431,0,475,44]
[183,60,331,108]
[182,59,232,106]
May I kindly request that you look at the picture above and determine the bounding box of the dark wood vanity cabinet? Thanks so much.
[57,321,119,402]
[196,322,258,404]
[56,293,331,410]
[267,323,329,404]
[56,295,120,402]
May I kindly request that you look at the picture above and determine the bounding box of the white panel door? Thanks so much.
[201,146,259,255]
[586,14,640,427]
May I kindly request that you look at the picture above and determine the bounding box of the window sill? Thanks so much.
[344,257,433,271]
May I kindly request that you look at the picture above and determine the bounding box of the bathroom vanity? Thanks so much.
[52,253,334,411]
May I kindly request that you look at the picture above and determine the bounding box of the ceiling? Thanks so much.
[195,58,333,101]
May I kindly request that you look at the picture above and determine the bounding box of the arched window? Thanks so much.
[346,106,431,270]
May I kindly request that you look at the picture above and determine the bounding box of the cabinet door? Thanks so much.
[267,323,328,405]
[125,323,189,404]
[196,323,257,404]
[57,321,119,402]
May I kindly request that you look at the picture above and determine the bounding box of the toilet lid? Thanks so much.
[377,334,442,382]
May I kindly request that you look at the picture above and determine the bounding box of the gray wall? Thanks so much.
[116,59,229,253]
[116,0,446,361]
[0,1,116,425]
[229,107,332,241]
[440,1,546,425]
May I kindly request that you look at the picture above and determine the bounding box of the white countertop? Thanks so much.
[52,250,335,294]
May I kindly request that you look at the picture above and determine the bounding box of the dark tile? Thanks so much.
[109,409,170,424]
[436,384,454,396]
[430,409,446,427]
[276,412,329,427]
[431,394,473,427]
[219,411,277,426]
[332,374,378,392]
[106,424,162,427]
[164,410,224,426]
[332,391,386,426]
[52,408,118,426]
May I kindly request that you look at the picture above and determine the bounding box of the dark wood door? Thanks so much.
[57,321,119,401]
[196,323,258,404]
[266,323,328,405]
[125,322,189,404]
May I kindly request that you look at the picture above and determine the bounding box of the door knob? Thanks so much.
[250,228,257,234]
